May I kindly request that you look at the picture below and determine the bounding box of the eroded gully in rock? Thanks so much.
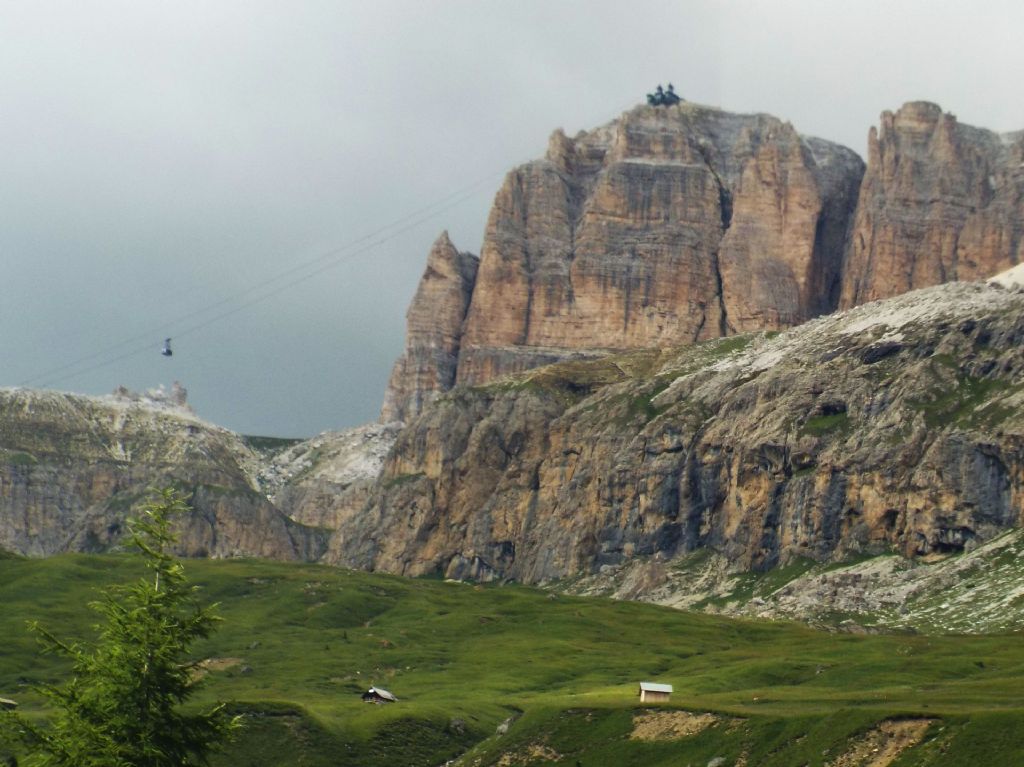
[696,145,733,338]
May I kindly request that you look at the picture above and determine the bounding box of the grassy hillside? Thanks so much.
[2,555,1023,765]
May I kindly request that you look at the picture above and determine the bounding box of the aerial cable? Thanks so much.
[169,182,491,344]
[22,97,652,390]
[30,180,495,389]
[20,170,503,388]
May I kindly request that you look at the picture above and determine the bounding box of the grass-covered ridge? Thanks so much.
[2,556,1024,765]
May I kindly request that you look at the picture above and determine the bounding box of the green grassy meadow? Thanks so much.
[2,554,1023,765]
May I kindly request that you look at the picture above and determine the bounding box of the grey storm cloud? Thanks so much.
[1,0,1022,436]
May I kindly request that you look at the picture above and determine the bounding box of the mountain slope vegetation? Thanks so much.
[2,555,1024,765]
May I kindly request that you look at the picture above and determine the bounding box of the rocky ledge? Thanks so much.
[335,272,1024,585]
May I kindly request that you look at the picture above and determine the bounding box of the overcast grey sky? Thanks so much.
[2,1,1022,437]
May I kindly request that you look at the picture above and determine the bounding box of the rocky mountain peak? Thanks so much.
[380,231,478,423]
[888,100,944,132]
[384,98,1024,422]
[370,98,1024,591]
[383,101,866,417]
[840,101,1024,308]
[544,128,579,172]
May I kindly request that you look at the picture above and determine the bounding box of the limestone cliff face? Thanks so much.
[0,390,325,559]
[840,101,1024,307]
[334,278,1024,582]
[380,233,478,423]
[382,103,864,415]
[719,131,863,328]
[384,101,1024,421]
[455,104,864,386]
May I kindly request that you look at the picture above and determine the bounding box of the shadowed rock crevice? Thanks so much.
[710,249,729,338]
[696,143,733,232]
[696,144,733,337]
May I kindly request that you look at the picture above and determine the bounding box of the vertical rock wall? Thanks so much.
[456,105,864,385]
[383,102,865,416]
[380,232,478,423]
[382,101,1024,423]
[840,101,1024,307]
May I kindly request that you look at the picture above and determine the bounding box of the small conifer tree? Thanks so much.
[0,488,238,766]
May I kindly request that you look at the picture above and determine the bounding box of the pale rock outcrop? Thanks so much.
[840,101,1024,307]
[0,389,325,559]
[380,232,478,423]
[261,422,401,530]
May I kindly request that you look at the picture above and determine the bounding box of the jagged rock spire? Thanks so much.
[840,101,1024,308]
[380,231,478,423]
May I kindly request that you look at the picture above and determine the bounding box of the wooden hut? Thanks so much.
[638,682,672,703]
[0,697,17,710]
[361,686,398,704]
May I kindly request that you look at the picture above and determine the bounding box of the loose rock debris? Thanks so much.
[826,719,935,767]
[630,710,742,741]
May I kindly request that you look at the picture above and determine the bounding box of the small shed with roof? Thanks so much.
[638,682,672,703]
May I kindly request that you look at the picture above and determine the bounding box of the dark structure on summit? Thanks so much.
[646,83,681,106]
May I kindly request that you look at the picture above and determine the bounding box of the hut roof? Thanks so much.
[0,697,17,710]
[639,682,673,693]
[368,686,398,702]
